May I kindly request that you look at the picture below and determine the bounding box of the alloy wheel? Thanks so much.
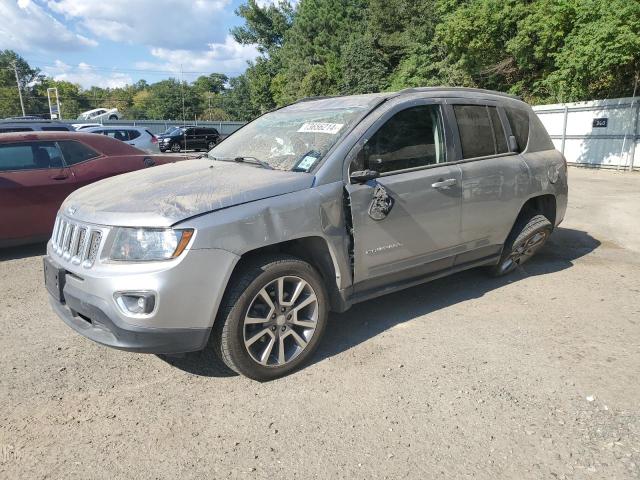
[500,230,547,273]
[243,276,319,367]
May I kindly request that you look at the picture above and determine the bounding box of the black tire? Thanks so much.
[170,142,181,153]
[108,115,118,120]
[489,214,552,277]
[207,140,216,150]
[210,255,328,381]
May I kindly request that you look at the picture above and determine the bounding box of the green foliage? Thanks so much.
[232,0,295,54]
[2,0,638,120]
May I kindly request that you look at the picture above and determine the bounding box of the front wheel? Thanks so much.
[211,255,328,381]
[170,142,181,153]
[489,214,552,276]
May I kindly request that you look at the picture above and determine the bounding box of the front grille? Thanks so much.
[51,215,104,267]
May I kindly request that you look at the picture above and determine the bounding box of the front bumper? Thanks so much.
[45,242,239,354]
[50,281,210,353]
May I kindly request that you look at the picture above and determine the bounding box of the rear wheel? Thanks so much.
[108,115,118,120]
[489,214,552,276]
[211,255,328,381]
[207,140,216,150]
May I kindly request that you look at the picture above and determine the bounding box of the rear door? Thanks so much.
[184,128,197,149]
[345,100,463,291]
[0,141,75,242]
[449,102,529,258]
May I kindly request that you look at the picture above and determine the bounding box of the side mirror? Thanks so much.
[508,135,519,153]
[350,169,380,184]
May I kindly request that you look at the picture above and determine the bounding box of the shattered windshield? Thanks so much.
[208,106,366,171]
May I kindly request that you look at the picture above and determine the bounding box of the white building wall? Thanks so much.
[533,97,639,170]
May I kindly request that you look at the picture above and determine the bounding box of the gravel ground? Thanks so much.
[1,167,639,479]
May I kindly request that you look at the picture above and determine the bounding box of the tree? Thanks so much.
[232,0,295,54]
[0,50,45,116]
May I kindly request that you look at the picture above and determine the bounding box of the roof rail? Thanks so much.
[399,86,522,101]
[293,96,335,104]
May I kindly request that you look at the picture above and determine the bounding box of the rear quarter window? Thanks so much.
[128,130,141,140]
[504,107,530,152]
[58,140,101,165]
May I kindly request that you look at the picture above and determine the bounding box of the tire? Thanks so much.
[108,115,118,120]
[170,142,181,153]
[211,255,328,381]
[489,214,552,277]
[207,140,216,150]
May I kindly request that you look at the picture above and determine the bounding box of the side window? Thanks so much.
[504,107,530,152]
[356,105,446,174]
[58,140,100,165]
[184,128,195,136]
[128,130,141,140]
[453,105,495,159]
[0,127,32,133]
[0,141,64,171]
[42,126,71,131]
[488,107,508,153]
[104,130,129,141]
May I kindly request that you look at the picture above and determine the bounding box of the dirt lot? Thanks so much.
[1,167,639,479]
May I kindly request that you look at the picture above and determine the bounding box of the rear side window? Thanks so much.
[58,140,100,165]
[0,127,32,133]
[504,107,530,152]
[104,130,130,141]
[127,130,141,140]
[0,141,64,171]
[454,105,495,159]
[488,107,508,154]
[41,126,70,131]
[454,105,510,158]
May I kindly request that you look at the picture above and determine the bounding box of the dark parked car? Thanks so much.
[158,125,220,152]
[0,131,173,247]
[0,120,73,133]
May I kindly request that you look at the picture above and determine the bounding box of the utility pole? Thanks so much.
[12,62,26,116]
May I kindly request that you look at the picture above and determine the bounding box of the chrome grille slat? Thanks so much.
[50,214,105,268]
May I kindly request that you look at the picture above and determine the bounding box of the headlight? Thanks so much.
[109,228,194,261]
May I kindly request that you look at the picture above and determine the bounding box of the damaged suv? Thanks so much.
[45,88,567,381]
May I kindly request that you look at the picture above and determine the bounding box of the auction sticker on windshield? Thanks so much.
[298,122,344,134]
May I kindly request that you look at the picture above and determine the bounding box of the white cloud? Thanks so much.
[135,36,260,77]
[0,0,97,52]
[46,0,233,50]
[44,60,133,89]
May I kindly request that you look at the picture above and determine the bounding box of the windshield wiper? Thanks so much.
[210,155,274,170]
[233,156,273,170]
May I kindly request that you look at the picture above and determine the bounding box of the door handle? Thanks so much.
[431,178,457,188]
[51,174,69,180]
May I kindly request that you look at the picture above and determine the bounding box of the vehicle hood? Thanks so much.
[61,159,315,227]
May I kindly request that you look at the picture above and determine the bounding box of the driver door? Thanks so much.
[345,101,463,292]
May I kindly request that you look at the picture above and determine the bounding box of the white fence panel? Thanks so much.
[533,97,639,170]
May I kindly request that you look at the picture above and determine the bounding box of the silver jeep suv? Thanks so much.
[45,88,567,380]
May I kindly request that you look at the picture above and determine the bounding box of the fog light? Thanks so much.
[115,292,156,315]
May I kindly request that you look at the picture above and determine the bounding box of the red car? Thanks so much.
[0,131,174,247]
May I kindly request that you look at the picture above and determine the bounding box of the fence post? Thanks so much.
[629,100,639,171]
[561,105,568,155]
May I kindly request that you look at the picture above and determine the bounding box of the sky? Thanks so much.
[0,0,283,89]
